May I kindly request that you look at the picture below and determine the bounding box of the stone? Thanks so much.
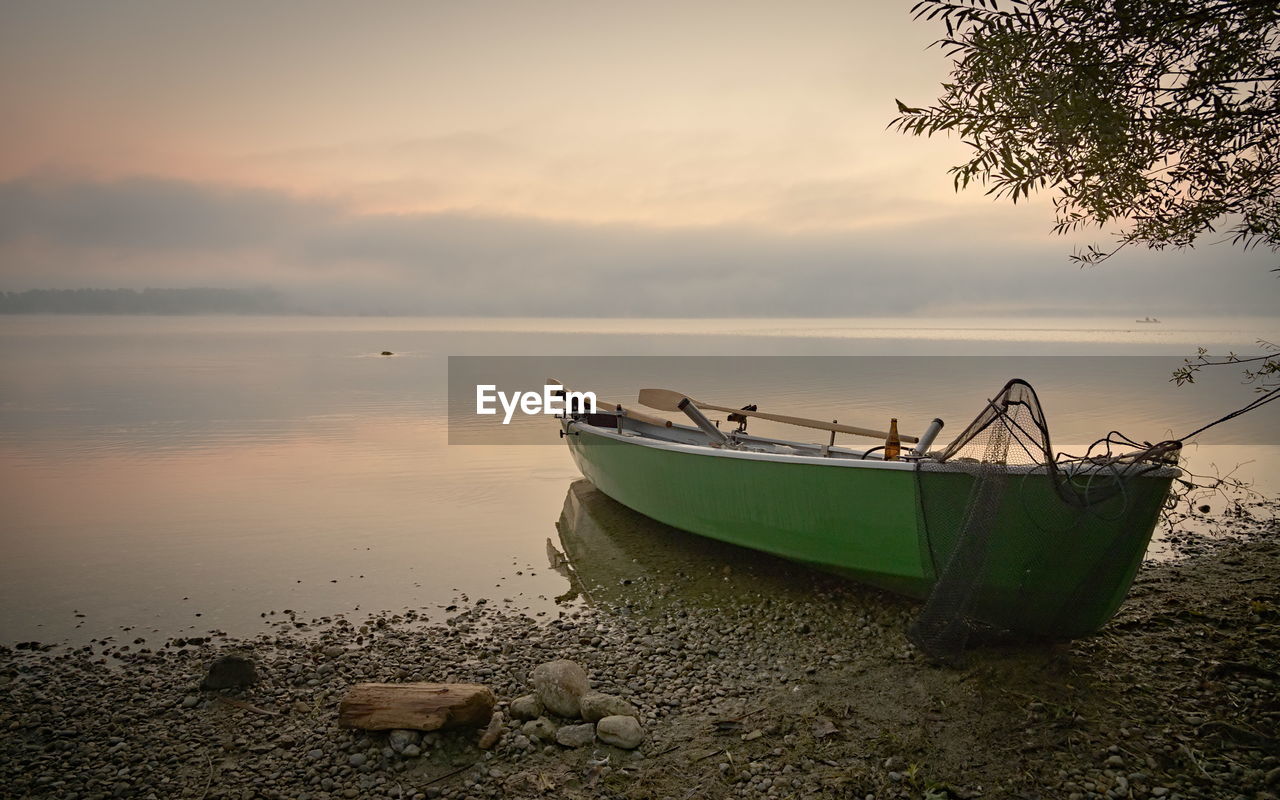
[388,729,421,754]
[478,711,504,750]
[348,753,367,767]
[509,694,544,721]
[555,723,597,748]
[520,717,558,742]
[530,659,589,718]
[200,655,258,690]
[322,645,346,658]
[401,744,421,758]
[578,692,638,723]
[596,715,644,749]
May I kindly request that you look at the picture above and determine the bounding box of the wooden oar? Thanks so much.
[547,379,672,429]
[638,388,918,443]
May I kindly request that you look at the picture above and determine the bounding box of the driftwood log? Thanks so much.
[338,683,495,731]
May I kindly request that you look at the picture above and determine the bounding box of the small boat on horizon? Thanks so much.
[554,379,1179,655]
[1136,316,1162,323]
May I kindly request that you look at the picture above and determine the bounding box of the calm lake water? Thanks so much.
[1,315,1276,645]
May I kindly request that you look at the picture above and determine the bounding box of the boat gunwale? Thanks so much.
[564,418,1182,478]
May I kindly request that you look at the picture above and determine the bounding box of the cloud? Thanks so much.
[0,173,1275,317]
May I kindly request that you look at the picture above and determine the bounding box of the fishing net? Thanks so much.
[908,379,1181,665]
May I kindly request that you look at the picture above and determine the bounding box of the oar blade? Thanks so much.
[638,388,689,412]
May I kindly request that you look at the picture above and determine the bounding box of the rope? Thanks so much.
[1177,384,1280,441]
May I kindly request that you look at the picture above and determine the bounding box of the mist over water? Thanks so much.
[1,315,1275,645]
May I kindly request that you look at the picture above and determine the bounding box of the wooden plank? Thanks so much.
[338,683,495,731]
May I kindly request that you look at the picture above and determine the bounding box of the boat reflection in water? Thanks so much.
[551,479,907,614]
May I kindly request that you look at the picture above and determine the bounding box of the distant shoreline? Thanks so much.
[0,288,289,315]
[6,289,1280,322]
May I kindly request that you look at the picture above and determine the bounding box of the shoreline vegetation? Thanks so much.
[2,484,1277,800]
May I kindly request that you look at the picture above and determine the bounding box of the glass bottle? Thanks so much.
[884,418,901,461]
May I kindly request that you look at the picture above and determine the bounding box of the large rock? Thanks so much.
[578,691,638,722]
[530,659,590,718]
[200,655,258,690]
[509,694,544,720]
[555,723,596,748]
[596,715,645,749]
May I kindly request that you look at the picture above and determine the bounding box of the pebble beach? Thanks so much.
[2,482,1277,800]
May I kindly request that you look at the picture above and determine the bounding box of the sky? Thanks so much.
[0,0,1276,316]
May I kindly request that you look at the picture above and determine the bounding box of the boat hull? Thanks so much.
[564,422,1174,637]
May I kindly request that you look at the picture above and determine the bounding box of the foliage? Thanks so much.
[1169,338,1278,452]
[892,0,1280,265]
[1172,339,1280,389]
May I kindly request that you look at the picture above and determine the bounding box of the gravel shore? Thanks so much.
[2,482,1276,800]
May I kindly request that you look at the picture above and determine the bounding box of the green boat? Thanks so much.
[557,379,1180,650]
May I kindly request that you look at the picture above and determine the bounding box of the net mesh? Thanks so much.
[908,379,1180,665]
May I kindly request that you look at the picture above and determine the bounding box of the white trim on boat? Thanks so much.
[564,419,1182,478]
[568,420,920,471]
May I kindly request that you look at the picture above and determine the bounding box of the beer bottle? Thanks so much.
[885,418,901,461]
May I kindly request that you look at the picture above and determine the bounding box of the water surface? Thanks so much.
[1,315,1275,644]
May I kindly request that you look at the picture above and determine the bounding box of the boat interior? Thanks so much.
[569,410,913,461]
[559,391,1181,480]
